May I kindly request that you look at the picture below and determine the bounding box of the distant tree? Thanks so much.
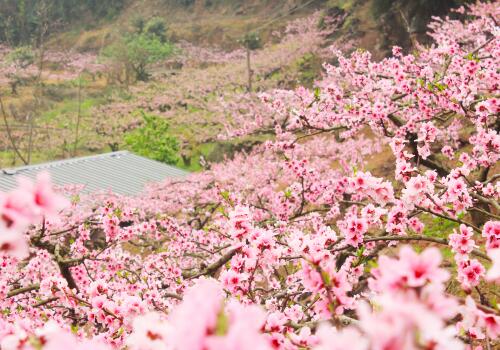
[124,34,173,81]
[132,16,169,42]
[144,17,168,43]
[175,0,196,6]
[131,16,147,34]
[6,46,35,68]
[5,45,35,94]
[241,32,262,92]
[242,32,261,51]
[0,0,126,45]
[102,32,174,81]
[124,111,179,165]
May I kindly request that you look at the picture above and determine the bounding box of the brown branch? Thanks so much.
[34,296,58,307]
[7,284,40,298]
[359,235,490,261]
[183,248,239,279]
[415,205,481,233]
[164,292,183,301]
[387,112,450,177]
[0,95,28,165]
[468,207,500,220]
[471,193,500,211]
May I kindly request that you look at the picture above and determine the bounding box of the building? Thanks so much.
[0,151,188,196]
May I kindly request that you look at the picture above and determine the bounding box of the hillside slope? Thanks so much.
[51,0,466,55]
[0,0,469,169]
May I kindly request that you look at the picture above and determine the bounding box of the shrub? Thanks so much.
[124,111,179,164]
[102,33,174,81]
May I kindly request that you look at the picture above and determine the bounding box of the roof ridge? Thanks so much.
[0,151,188,196]
[1,151,131,175]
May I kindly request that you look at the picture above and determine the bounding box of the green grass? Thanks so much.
[422,215,459,239]
[176,142,218,172]
[327,0,356,11]
[186,104,203,113]
[174,133,269,172]
[295,53,322,87]
[0,148,66,168]
[420,214,459,260]
[42,96,105,121]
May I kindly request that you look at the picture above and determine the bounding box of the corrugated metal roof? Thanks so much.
[0,151,188,196]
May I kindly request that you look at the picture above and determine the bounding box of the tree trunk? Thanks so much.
[246,47,253,92]
[73,75,82,157]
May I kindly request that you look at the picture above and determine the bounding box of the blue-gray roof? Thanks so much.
[0,151,188,196]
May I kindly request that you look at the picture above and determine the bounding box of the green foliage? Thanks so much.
[42,96,103,122]
[296,53,320,87]
[124,111,179,165]
[215,310,229,336]
[175,0,196,6]
[326,0,355,11]
[144,17,168,43]
[132,16,168,43]
[421,214,459,239]
[6,45,35,68]
[125,34,172,66]
[241,32,261,51]
[131,16,146,34]
[102,32,174,81]
[0,0,126,45]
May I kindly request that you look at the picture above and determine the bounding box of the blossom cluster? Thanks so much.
[0,173,67,258]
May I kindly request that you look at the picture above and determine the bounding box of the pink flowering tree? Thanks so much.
[0,2,499,349]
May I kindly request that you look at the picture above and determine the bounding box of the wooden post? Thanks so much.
[246,47,253,92]
[73,74,82,157]
[27,113,33,164]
